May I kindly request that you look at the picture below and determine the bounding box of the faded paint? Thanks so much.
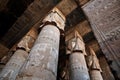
[69,52,90,80]
[0,29,37,80]
[17,35,35,52]
[83,0,120,78]
[17,8,65,80]
[43,8,65,30]
[17,25,60,80]
[68,31,90,80]
[0,49,28,80]
[87,47,103,80]
[90,70,103,80]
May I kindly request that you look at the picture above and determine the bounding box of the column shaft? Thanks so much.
[68,31,90,80]
[69,52,90,80]
[0,28,37,80]
[90,70,103,80]
[88,47,103,80]
[17,25,60,80]
[0,49,28,80]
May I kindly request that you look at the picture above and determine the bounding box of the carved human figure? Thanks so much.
[0,29,36,80]
[67,31,90,80]
[87,47,103,80]
[16,8,65,80]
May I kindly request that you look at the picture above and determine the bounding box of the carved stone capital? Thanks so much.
[43,7,65,30]
[17,35,35,52]
[17,28,37,52]
[67,31,86,55]
[88,47,102,72]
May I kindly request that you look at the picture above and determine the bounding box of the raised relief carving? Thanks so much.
[67,31,86,55]
[0,50,28,80]
[43,8,65,30]
[16,8,65,80]
[67,31,90,80]
[105,27,120,42]
[87,47,102,71]
[87,47,103,80]
[17,35,35,52]
[0,29,37,80]
[83,0,120,78]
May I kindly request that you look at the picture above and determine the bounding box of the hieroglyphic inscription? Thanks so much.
[17,25,60,80]
[83,0,120,78]
[105,27,120,42]
[0,50,28,80]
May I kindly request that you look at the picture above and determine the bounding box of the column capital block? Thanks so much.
[43,7,65,30]
[88,47,102,72]
[66,31,87,55]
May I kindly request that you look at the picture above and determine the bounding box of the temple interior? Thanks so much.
[0,0,120,80]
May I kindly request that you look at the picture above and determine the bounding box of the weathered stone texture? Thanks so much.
[0,0,61,48]
[0,44,9,59]
[67,31,90,80]
[90,70,103,80]
[17,25,60,80]
[83,0,120,78]
[0,27,37,80]
[57,0,77,16]
[87,48,103,80]
[69,52,90,80]
[99,56,115,80]
[0,49,28,80]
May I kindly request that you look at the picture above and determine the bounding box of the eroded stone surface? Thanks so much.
[90,70,103,80]
[69,53,90,80]
[17,25,60,80]
[0,49,28,80]
[83,0,120,78]
[87,48,103,80]
[67,31,90,80]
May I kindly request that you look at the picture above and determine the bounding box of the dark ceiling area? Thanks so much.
[65,6,86,31]
[0,0,34,38]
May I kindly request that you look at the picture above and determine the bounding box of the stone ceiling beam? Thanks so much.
[65,20,94,42]
[0,44,9,59]
[74,0,90,6]
[0,0,62,48]
[30,0,79,30]
[56,0,77,16]
[65,6,86,30]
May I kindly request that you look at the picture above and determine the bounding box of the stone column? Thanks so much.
[17,8,65,80]
[87,47,103,80]
[67,31,90,80]
[0,29,36,80]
